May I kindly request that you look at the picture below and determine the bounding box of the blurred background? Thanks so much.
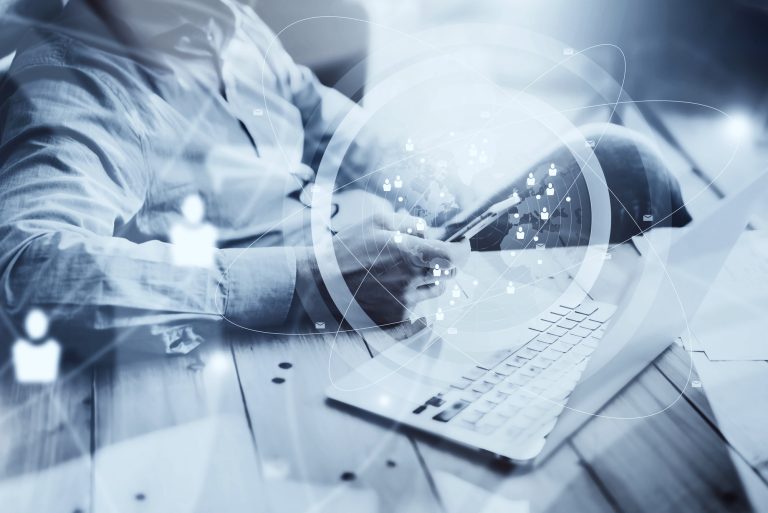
[1,0,766,218]
[255,0,768,123]
[3,0,768,112]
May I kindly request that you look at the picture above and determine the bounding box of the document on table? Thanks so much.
[685,230,768,361]
[692,353,768,472]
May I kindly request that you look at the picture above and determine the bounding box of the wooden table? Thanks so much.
[0,237,764,513]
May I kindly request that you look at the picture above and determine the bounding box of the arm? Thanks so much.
[284,61,392,190]
[0,58,296,350]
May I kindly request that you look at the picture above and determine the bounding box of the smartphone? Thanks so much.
[442,195,521,242]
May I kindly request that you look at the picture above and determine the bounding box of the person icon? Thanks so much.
[548,163,557,176]
[452,284,461,298]
[415,218,426,231]
[12,309,61,384]
[546,183,555,196]
[526,172,535,187]
[393,230,403,244]
[506,281,516,294]
[405,138,414,152]
[383,178,392,192]
[170,194,217,268]
[516,226,525,240]
[540,207,549,221]
[510,189,520,203]
[435,308,445,321]
[433,264,441,277]
[394,175,403,188]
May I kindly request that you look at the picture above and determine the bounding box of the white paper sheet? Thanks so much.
[692,353,768,470]
[687,230,768,360]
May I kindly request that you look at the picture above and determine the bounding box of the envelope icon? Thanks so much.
[536,243,545,250]
[643,214,653,222]
[314,321,326,330]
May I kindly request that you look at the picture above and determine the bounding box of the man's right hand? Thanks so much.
[299,213,470,326]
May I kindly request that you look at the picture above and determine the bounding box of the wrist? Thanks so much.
[289,246,345,328]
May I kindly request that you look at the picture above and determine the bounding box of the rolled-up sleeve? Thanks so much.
[219,246,296,327]
[0,56,297,340]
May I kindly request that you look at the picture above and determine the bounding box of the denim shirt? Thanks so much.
[0,0,372,348]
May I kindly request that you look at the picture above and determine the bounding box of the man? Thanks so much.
[0,0,467,353]
[0,0,689,353]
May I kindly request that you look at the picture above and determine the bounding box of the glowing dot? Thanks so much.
[434,280,440,286]
[443,269,450,275]
[439,192,445,198]
[510,251,516,257]
[208,351,229,374]
[449,300,455,306]
[537,259,543,265]
[533,236,539,242]
[725,113,752,140]
[407,228,412,234]
[536,194,541,199]
[472,280,479,286]
[398,196,404,202]
[378,395,391,407]
[566,196,571,202]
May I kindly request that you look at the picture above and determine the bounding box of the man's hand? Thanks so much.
[300,213,470,326]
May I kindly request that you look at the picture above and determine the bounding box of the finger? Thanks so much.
[412,269,451,287]
[399,236,464,269]
[368,212,394,231]
[449,239,471,267]
[405,282,446,303]
[392,211,427,237]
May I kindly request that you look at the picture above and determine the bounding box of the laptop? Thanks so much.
[326,171,768,464]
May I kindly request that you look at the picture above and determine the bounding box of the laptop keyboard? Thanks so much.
[416,300,613,442]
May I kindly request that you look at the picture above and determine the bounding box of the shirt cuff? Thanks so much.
[217,247,297,328]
